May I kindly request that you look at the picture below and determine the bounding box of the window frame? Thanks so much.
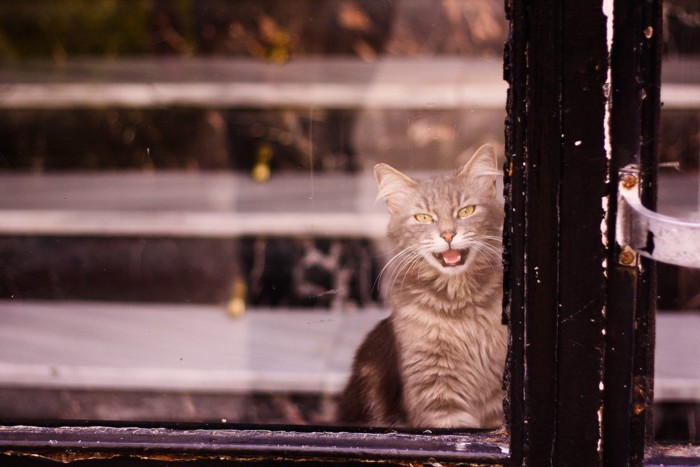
[2,0,699,465]
[503,0,614,463]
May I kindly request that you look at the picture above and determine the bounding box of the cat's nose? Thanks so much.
[440,231,456,244]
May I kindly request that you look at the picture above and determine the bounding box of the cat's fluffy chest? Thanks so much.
[391,300,506,428]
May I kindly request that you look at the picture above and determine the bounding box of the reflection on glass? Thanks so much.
[654,0,700,443]
[0,1,508,426]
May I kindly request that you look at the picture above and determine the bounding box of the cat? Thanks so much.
[338,144,507,428]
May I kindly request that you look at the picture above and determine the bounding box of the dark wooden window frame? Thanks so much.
[1,1,698,465]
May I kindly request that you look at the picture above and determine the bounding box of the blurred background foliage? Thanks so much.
[0,0,153,59]
[0,0,507,61]
[0,0,509,172]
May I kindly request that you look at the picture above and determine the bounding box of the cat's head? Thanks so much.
[374,144,502,276]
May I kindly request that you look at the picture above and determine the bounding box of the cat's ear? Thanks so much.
[374,163,419,214]
[457,144,500,196]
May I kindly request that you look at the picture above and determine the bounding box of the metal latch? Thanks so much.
[616,165,700,269]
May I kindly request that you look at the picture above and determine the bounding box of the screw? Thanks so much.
[619,246,636,266]
[620,173,637,190]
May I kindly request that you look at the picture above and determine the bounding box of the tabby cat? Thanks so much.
[338,144,507,428]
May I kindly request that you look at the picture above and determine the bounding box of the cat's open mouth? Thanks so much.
[434,248,468,267]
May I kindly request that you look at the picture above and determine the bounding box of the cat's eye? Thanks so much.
[458,205,476,218]
[414,213,434,223]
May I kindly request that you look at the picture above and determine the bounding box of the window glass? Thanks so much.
[654,0,700,443]
[0,0,509,427]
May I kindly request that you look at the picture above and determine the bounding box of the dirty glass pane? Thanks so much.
[0,0,509,427]
[654,0,700,443]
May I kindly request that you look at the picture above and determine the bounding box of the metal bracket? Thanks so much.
[616,165,700,269]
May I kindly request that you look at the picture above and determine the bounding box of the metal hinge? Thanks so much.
[616,165,700,269]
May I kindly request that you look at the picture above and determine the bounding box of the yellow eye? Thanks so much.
[458,205,476,218]
[414,213,434,223]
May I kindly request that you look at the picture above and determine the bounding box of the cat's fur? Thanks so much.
[338,145,507,428]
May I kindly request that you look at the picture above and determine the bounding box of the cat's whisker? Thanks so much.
[378,245,422,278]
[469,239,501,257]
[466,234,502,243]
[479,235,503,244]
[376,249,410,280]
[374,245,428,292]
[387,247,425,279]
[467,240,502,272]
[386,245,432,292]
[399,253,427,290]
[374,251,410,291]
[474,241,502,257]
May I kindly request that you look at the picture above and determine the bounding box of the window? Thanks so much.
[651,0,700,444]
[0,1,507,427]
